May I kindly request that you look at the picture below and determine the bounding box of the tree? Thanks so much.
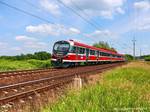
[93,41,116,52]
[34,51,51,60]
[125,54,133,61]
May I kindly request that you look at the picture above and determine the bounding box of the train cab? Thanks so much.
[51,40,71,67]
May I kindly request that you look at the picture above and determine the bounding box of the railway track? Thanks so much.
[0,68,55,77]
[0,62,125,106]
[0,68,69,86]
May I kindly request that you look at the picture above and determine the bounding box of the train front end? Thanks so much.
[51,40,71,68]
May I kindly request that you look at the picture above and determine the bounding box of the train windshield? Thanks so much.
[53,42,70,51]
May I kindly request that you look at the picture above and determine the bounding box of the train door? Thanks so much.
[74,46,79,66]
[76,47,79,60]
[86,48,89,62]
[97,51,99,62]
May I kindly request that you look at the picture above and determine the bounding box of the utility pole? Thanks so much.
[132,38,136,60]
[140,49,142,59]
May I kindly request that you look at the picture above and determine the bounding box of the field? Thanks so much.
[42,62,150,112]
[0,59,51,71]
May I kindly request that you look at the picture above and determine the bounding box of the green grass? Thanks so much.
[42,62,150,112]
[0,59,51,71]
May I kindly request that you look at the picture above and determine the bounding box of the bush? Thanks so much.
[145,56,150,61]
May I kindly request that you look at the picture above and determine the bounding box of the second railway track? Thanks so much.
[0,62,126,105]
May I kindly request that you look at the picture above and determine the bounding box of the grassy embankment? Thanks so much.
[0,59,51,71]
[42,62,150,112]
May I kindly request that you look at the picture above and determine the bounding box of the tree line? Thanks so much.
[0,51,51,60]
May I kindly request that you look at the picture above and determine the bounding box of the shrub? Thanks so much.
[145,56,150,61]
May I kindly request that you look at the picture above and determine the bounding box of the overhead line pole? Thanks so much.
[132,37,136,60]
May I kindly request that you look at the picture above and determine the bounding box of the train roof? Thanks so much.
[68,40,124,56]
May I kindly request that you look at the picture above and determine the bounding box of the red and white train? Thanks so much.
[51,40,125,67]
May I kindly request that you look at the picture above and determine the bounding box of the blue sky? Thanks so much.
[0,0,150,56]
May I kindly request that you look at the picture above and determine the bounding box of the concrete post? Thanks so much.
[73,76,82,90]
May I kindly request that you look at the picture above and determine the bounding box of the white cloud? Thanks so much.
[132,1,150,31]
[69,27,80,34]
[63,27,81,35]
[134,1,150,11]
[116,7,125,14]
[118,1,150,33]
[15,35,47,49]
[15,35,37,42]
[40,0,61,16]
[62,0,125,19]
[26,24,61,36]
[26,24,80,36]
[85,29,115,38]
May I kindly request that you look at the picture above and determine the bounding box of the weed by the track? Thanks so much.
[42,62,150,112]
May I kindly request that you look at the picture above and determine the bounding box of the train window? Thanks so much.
[107,53,110,57]
[103,53,107,56]
[90,50,92,55]
[90,50,95,55]
[100,52,103,56]
[110,54,113,57]
[106,53,108,56]
[103,53,106,56]
[112,54,116,57]
[100,52,104,56]
[83,48,85,54]
[54,43,70,51]
[100,52,111,56]
[79,48,82,54]
[79,47,85,54]
[105,52,110,56]
[70,46,77,53]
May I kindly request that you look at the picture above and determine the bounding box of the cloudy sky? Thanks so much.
[0,0,150,56]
